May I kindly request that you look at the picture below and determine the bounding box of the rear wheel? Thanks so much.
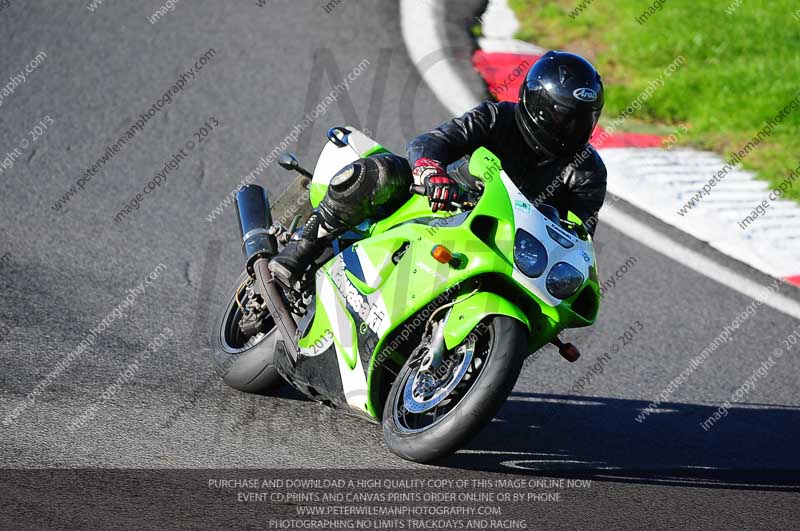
[382,316,527,463]
[210,270,285,394]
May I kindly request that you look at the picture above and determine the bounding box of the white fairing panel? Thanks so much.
[314,268,369,412]
[311,128,382,188]
[500,172,596,307]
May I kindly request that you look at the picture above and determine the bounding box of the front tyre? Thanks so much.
[382,316,527,463]
[210,270,285,395]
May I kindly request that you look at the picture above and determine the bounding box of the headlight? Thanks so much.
[514,229,547,278]
[546,262,584,299]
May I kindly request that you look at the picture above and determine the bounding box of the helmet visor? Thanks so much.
[527,97,600,148]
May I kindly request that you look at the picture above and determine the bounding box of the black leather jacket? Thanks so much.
[407,101,607,234]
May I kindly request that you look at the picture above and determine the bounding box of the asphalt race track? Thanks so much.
[1,1,799,528]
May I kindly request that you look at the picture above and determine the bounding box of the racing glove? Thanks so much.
[412,158,459,212]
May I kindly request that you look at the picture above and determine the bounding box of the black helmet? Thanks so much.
[515,50,604,158]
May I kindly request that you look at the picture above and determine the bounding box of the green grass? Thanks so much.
[470,23,483,38]
[508,0,800,201]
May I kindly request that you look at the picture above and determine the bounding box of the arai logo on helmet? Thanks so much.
[573,87,598,102]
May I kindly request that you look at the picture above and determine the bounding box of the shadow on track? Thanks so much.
[445,392,800,491]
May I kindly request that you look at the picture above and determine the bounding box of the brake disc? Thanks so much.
[402,337,476,414]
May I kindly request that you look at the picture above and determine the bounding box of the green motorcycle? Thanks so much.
[212,127,600,463]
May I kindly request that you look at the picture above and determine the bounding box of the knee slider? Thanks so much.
[329,162,363,193]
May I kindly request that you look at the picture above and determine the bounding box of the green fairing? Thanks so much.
[308,181,328,208]
[305,144,599,420]
[361,144,390,157]
[309,183,327,209]
[442,292,530,350]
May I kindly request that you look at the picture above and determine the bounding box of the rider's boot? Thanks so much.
[268,211,341,288]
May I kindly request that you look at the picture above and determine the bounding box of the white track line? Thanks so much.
[602,204,800,320]
[399,0,480,115]
[478,0,546,54]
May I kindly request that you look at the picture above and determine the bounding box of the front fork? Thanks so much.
[418,309,451,372]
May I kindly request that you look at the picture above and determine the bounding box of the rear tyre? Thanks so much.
[210,270,285,395]
[382,316,527,463]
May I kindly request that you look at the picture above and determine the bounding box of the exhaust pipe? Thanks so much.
[234,185,299,360]
[235,185,278,276]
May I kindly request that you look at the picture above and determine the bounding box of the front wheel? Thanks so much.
[382,316,527,463]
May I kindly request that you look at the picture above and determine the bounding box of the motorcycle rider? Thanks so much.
[269,50,607,288]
